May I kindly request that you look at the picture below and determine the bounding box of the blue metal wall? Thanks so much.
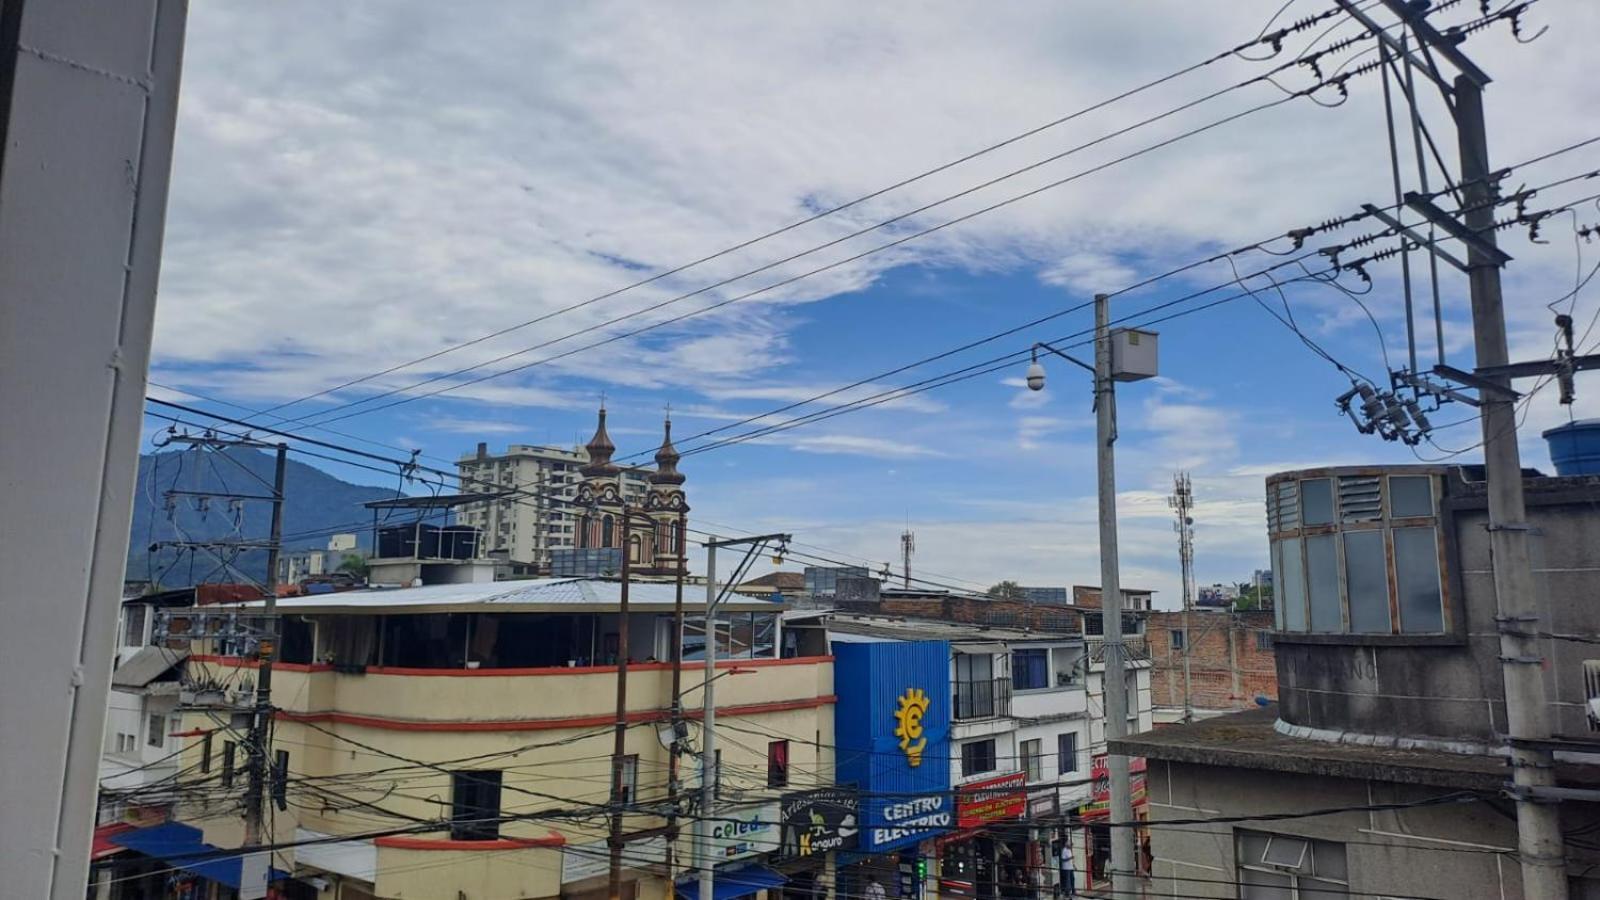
[835,640,952,852]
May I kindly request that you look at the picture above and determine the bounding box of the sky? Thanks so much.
[144,0,1600,607]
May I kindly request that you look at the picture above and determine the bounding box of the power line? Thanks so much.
[241,2,1369,425]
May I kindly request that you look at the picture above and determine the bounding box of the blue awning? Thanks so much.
[109,822,287,889]
[675,865,787,900]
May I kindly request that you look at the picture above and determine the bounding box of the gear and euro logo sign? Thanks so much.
[893,687,930,767]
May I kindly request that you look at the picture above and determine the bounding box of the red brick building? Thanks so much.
[1146,609,1277,713]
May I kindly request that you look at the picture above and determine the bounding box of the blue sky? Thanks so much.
[144,1,1600,604]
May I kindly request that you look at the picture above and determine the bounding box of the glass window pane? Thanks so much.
[1262,836,1309,869]
[1390,475,1434,518]
[1311,839,1347,881]
[1240,868,1293,900]
[1279,537,1307,632]
[1395,526,1445,633]
[751,614,776,658]
[1271,541,1286,631]
[1301,478,1334,526]
[1306,534,1342,632]
[1237,831,1271,863]
[1299,879,1347,898]
[1344,530,1391,633]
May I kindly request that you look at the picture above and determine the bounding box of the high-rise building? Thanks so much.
[455,440,652,572]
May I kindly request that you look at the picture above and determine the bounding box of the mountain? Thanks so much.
[126,447,403,586]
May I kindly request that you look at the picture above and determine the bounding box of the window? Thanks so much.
[1053,648,1082,686]
[1255,630,1273,651]
[767,740,790,788]
[1236,830,1347,898]
[147,713,165,748]
[122,605,148,647]
[222,741,237,787]
[1012,649,1049,690]
[618,755,639,804]
[601,515,614,549]
[450,770,504,841]
[115,733,135,754]
[960,739,996,777]
[1020,739,1042,783]
[1169,630,1186,651]
[1058,733,1078,774]
[200,733,213,773]
[1269,470,1448,636]
[272,750,289,810]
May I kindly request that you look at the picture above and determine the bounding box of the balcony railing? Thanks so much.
[954,676,1012,720]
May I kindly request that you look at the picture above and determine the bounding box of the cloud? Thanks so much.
[785,434,944,459]
[423,417,527,435]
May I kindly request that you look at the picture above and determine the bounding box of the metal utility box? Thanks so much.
[1110,328,1158,381]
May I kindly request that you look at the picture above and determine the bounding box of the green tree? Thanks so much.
[337,554,368,578]
[987,580,1024,601]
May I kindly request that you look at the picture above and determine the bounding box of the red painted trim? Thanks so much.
[375,833,566,851]
[277,695,836,733]
[192,655,830,678]
[364,655,831,678]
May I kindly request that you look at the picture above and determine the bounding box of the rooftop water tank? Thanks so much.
[1544,419,1600,476]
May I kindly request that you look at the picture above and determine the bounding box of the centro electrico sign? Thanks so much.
[872,794,952,847]
[834,641,954,853]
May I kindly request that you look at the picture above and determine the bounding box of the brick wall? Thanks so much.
[841,593,1087,632]
[1146,610,1277,710]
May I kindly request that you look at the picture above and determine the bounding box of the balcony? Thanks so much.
[954,676,1012,720]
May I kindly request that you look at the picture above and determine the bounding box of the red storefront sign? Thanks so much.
[1079,754,1148,820]
[955,771,1027,829]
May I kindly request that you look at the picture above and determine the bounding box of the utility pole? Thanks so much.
[1169,471,1195,723]
[696,533,789,900]
[900,528,915,590]
[1025,292,1154,897]
[1091,294,1137,897]
[664,509,688,882]
[1453,73,1568,899]
[1333,4,1569,894]
[608,508,636,900]
[242,443,287,851]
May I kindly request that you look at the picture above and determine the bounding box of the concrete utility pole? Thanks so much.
[1091,294,1137,898]
[1453,76,1569,898]
[243,444,289,852]
[696,532,788,900]
[608,509,636,900]
[1169,471,1195,723]
[1026,292,1153,896]
[1334,3,1569,893]
[0,4,188,897]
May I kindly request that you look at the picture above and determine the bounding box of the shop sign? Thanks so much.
[955,771,1026,829]
[870,793,952,850]
[1080,754,1148,820]
[1027,789,1058,820]
[710,802,782,861]
[780,787,859,859]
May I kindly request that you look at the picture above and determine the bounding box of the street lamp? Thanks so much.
[1019,293,1155,899]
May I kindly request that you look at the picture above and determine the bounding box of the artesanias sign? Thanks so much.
[779,787,859,860]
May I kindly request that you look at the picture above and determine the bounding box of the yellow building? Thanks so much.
[165,578,833,900]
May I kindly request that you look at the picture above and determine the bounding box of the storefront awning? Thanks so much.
[675,865,787,900]
[92,823,135,860]
[109,822,287,889]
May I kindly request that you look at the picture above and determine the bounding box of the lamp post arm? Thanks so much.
[1034,341,1096,375]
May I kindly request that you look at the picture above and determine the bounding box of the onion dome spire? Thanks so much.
[651,413,685,486]
[580,404,619,477]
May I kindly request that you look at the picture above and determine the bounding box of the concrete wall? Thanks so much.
[1146,759,1600,900]
[1273,474,1600,743]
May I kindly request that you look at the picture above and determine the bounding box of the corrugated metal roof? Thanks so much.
[221,577,780,614]
[111,646,188,688]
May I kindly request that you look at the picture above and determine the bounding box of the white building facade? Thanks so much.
[456,442,650,571]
